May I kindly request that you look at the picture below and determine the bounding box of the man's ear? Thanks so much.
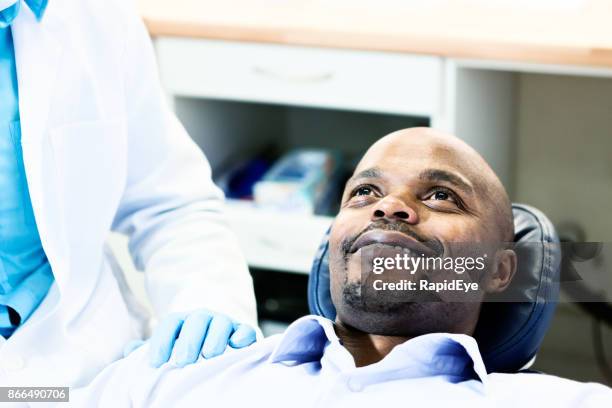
[485,249,517,293]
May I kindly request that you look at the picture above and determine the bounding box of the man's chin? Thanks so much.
[342,281,441,308]
[336,298,429,336]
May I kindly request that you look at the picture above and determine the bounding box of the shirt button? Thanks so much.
[346,378,364,392]
[1,354,25,372]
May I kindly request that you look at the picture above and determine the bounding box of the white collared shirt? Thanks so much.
[71,315,612,407]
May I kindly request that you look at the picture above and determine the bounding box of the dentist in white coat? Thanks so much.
[0,0,258,387]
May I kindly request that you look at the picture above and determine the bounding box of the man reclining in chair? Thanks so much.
[72,128,611,407]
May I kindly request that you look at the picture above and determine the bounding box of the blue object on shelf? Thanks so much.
[254,149,342,214]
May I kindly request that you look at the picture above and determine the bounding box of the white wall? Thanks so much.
[514,73,612,241]
[515,72,612,384]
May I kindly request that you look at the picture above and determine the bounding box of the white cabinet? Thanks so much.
[156,38,443,116]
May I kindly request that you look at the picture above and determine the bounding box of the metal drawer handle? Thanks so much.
[252,65,335,83]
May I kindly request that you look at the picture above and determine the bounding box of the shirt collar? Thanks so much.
[270,315,341,365]
[26,0,47,19]
[0,0,48,28]
[270,315,489,388]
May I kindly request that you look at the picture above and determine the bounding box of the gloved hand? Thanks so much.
[123,309,257,368]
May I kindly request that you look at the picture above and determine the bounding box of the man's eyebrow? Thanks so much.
[418,169,473,193]
[347,167,383,183]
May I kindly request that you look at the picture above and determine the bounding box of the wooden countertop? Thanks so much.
[138,0,612,68]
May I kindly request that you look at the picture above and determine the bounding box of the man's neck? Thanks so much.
[333,321,411,367]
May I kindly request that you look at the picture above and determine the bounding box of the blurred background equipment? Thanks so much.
[215,154,272,200]
[252,149,342,215]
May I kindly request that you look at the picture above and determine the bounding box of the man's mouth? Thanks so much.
[348,230,438,257]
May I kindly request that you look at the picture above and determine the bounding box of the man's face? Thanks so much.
[329,128,515,337]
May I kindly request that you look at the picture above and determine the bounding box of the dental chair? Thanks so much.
[308,203,561,373]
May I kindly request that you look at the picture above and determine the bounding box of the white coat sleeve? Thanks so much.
[110,2,257,327]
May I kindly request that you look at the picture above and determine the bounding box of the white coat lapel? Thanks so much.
[11,2,62,148]
[11,2,71,289]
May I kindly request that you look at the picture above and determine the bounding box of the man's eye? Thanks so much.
[425,188,458,205]
[355,186,374,195]
[433,191,451,201]
[353,186,375,197]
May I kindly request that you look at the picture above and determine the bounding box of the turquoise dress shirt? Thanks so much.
[0,0,52,338]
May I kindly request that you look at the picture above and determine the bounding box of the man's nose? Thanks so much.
[371,196,419,224]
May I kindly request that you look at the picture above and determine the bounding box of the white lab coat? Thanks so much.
[0,0,257,387]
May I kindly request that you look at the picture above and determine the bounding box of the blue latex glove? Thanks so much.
[124,309,257,368]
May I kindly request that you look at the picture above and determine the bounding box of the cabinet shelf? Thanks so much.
[225,200,332,274]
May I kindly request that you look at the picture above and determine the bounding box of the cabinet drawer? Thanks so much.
[156,38,442,116]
